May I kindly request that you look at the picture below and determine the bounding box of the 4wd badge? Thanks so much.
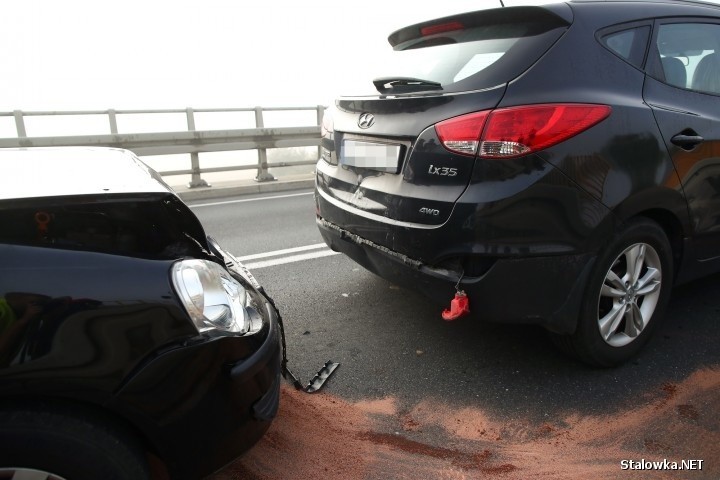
[420,207,440,216]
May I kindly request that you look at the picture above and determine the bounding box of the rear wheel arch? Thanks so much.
[634,208,685,280]
[552,216,674,365]
[608,199,686,283]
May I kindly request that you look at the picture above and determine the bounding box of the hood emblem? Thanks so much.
[358,113,375,129]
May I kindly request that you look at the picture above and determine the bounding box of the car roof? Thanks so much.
[0,147,172,200]
[568,0,720,15]
[560,0,720,30]
[570,0,720,7]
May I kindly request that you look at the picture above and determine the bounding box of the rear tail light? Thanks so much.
[435,111,489,156]
[435,104,611,158]
[321,107,334,136]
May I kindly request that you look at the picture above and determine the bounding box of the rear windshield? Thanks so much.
[350,6,570,96]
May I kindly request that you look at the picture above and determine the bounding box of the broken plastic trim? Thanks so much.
[283,360,340,394]
[260,286,339,394]
[318,216,469,283]
[318,217,423,269]
[319,216,474,322]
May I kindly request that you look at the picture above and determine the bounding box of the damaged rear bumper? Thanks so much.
[317,216,595,334]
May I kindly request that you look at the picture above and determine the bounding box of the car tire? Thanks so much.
[0,407,150,480]
[552,217,673,367]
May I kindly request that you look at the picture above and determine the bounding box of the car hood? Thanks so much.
[0,147,173,200]
[0,147,212,260]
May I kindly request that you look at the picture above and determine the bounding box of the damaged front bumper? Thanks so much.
[221,244,339,393]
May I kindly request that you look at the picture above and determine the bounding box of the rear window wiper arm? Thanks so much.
[373,76,443,94]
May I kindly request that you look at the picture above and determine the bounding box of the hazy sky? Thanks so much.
[1,0,550,112]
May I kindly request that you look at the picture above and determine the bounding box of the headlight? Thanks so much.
[172,259,250,334]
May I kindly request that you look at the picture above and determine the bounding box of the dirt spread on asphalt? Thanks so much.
[213,367,719,479]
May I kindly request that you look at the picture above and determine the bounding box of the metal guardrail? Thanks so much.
[0,106,325,187]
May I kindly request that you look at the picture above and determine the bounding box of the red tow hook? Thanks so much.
[442,290,470,321]
[442,272,470,321]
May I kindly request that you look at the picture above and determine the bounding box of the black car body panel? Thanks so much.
[0,246,195,387]
[0,147,281,479]
[315,0,720,341]
[644,76,720,268]
[322,87,508,231]
[110,301,281,480]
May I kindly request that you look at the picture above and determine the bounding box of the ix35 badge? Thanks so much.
[428,164,458,176]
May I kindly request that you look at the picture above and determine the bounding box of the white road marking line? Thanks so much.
[244,249,340,270]
[188,191,313,208]
[238,243,327,261]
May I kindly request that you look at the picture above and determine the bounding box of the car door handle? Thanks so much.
[671,133,704,149]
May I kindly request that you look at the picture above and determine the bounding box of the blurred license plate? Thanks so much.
[340,140,400,173]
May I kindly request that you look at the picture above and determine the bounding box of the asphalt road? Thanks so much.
[190,188,720,479]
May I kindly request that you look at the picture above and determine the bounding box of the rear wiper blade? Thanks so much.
[373,76,443,94]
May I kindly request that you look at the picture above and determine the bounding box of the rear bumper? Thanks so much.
[317,215,595,334]
[112,299,282,480]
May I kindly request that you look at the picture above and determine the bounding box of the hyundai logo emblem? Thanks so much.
[358,113,375,129]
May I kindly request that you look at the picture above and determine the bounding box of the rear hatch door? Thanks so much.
[317,5,572,247]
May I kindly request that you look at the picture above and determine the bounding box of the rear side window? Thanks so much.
[600,26,650,68]
[353,6,570,96]
[655,23,720,94]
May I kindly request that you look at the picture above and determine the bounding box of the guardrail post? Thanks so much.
[108,109,119,134]
[185,107,210,188]
[13,110,27,138]
[254,106,275,182]
[316,104,325,161]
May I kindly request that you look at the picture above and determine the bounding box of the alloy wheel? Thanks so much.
[0,468,67,480]
[597,242,662,347]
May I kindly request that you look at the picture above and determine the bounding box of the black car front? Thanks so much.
[0,147,283,479]
[111,242,283,480]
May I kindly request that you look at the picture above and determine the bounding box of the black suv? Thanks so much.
[0,147,281,480]
[315,0,720,366]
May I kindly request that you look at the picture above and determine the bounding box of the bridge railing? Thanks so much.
[0,106,325,188]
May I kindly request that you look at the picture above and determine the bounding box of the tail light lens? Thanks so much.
[435,111,489,156]
[435,104,611,158]
[321,107,334,136]
[320,107,335,164]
